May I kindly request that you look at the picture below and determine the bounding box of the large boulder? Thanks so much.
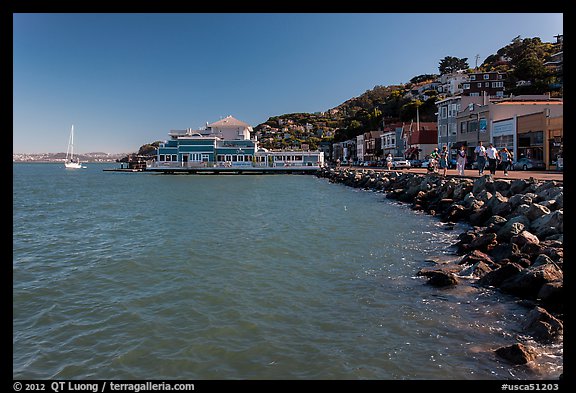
[459,249,496,267]
[497,222,526,242]
[510,230,540,248]
[500,263,563,298]
[522,306,563,342]
[473,175,495,195]
[493,179,512,195]
[417,265,461,287]
[526,203,551,221]
[488,243,520,262]
[537,281,563,312]
[507,193,534,210]
[530,209,563,238]
[487,192,511,216]
[495,343,537,365]
[478,262,524,287]
[467,232,498,252]
[509,179,531,195]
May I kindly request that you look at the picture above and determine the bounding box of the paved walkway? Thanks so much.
[345,166,563,182]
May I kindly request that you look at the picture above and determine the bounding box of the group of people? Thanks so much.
[473,141,513,176]
[427,141,513,177]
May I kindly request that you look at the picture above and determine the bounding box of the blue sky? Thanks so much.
[13,13,563,154]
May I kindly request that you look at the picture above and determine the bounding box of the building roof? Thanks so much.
[494,101,563,105]
[208,115,251,128]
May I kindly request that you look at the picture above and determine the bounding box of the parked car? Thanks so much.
[392,157,411,169]
[513,157,546,171]
[410,159,423,168]
[448,158,457,169]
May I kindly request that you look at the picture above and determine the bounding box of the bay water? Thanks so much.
[12,163,562,379]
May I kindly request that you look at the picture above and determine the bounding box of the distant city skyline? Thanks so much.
[13,13,563,154]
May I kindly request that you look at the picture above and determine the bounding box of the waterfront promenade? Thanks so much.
[345,166,563,182]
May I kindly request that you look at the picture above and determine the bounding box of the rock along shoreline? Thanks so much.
[316,167,563,375]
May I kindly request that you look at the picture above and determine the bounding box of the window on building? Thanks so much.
[483,74,490,80]
[496,91,504,97]
[470,75,476,81]
[441,107,447,119]
[477,82,482,88]
[485,82,490,87]
[202,154,210,162]
[463,83,470,89]
[470,92,480,96]
[460,122,467,133]
[493,135,514,151]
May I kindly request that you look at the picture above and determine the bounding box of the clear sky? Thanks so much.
[13,13,563,154]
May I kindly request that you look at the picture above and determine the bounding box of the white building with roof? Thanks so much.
[205,115,253,140]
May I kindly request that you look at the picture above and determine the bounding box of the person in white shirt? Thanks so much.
[474,141,486,175]
[485,143,500,175]
[386,153,393,170]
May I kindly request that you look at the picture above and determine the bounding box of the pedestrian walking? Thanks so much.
[499,147,511,176]
[486,142,499,175]
[430,147,440,173]
[474,141,486,175]
[386,153,393,171]
[456,145,467,176]
[439,145,449,176]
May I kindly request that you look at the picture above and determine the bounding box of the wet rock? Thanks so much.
[537,281,563,312]
[459,249,496,267]
[427,271,460,287]
[469,206,492,226]
[442,203,468,222]
[522,306,563,342]
[459,261,493,278]
[467,232,498,252]
[495,343,537,364]
[500,263,563,298]
[478,262,524,287]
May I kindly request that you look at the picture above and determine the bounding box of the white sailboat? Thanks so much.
[64,124,85,169]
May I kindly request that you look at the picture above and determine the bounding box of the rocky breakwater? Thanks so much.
[316,168,563,372]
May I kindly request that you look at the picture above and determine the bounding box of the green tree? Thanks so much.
[438,56,469,75]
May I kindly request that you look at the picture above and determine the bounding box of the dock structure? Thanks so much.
[144,165,321,175]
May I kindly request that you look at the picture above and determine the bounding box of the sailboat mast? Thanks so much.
[70,125,74,160]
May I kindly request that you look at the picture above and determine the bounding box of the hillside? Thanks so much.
[253,35,562,149]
